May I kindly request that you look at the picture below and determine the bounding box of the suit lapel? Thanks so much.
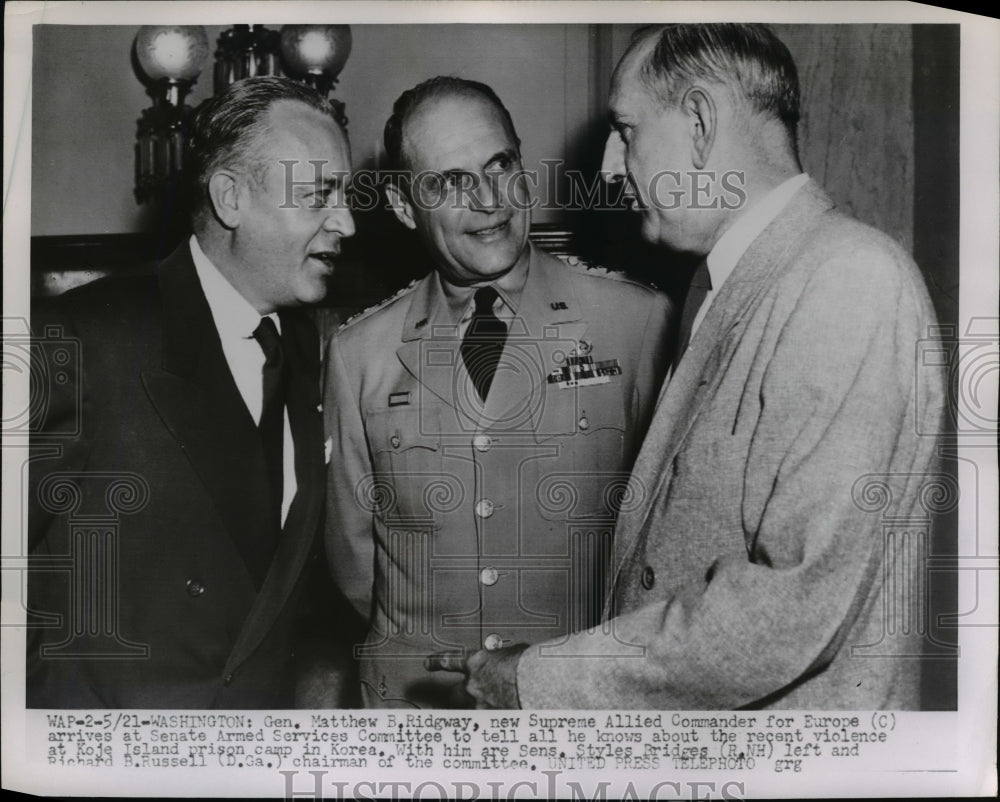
[141,245,275,585]
[612,181,838,570]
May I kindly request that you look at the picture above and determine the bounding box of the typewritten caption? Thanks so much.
[40,710,901,773]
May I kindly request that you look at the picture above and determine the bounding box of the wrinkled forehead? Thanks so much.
[401,92,517,169]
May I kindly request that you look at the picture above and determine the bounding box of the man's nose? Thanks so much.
[323,205,356,237]
[601,131,626,184]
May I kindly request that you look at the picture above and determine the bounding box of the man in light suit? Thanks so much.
[27,77,356,707]
[323,77,673,708]
[448,24,947,709]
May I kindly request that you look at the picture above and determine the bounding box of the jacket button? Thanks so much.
[578,416,590,431]
[479,567,499,586]
[641,566,655,590]
[223,673,234,686]
[475,499,495,518]
[472,434,492,452]
[186,579,205,597]
[390,434,401,449]
[484,633,504,651]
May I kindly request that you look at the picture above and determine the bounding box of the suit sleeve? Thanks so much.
[517,244,940,708]
[323,333,377,621]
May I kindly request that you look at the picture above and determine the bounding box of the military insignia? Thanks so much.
[338,278,420,331]
[550,301,568,310]
[389,391,411,407]
[577,339,593,355]
[547,355,622,388]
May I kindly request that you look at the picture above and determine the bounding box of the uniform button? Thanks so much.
[479,567,499,586]
[223,673,234,686]
[472,434,492,452]
[475,499,495,518]
[186,579,205,597]
[484,633,504,651]
[578,416,590,431]
[390,434,401,449]
[577,339,592,355]
[641,566,655,590]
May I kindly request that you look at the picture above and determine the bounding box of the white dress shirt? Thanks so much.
[189,235,296,525]
[689,173,811,341]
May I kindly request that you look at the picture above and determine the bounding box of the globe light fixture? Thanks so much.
[133,26,209,203]
[134,23,353,205]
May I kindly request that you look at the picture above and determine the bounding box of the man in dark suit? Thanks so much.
[27,76,356,708]
[446,24,946,709]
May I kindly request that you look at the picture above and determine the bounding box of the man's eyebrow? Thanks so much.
[293,173,347,192]
[484,148,517,168]
[608,110,630,128]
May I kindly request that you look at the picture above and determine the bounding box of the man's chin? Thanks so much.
[295,276,332,307]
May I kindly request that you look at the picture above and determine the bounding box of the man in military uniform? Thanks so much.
[323,77,673,708]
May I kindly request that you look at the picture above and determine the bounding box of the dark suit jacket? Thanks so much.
[27,242,327,708]
[517,181,947,709]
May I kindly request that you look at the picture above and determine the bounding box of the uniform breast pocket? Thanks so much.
[364,406,452,524]
[532,382,630,522]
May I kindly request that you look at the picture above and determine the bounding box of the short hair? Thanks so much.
[635,23,800,141]
[186,76,344,225]
[383,76,521,175]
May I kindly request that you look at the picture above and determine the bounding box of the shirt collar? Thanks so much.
[189,234,277,339]
[436,246,531,324]
[706,173,810,294]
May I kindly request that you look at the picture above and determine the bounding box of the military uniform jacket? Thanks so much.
[324,245,673,707]
[27,243,327,708]
[516,182,948,710]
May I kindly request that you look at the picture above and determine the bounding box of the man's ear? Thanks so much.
[385,182,417,230]
[681,87,717,170]
[207,171,242,229]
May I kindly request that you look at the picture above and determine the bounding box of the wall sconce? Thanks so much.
[134,23,351,205]
[133,25,209,203]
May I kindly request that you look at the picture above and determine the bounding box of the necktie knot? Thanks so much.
[473,286,500,315]
[253,316,284,367]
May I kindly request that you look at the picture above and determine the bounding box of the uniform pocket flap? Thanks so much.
[366,407,441,454]
[533,383,627,443]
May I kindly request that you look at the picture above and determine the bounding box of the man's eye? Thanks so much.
[313,188,338,208]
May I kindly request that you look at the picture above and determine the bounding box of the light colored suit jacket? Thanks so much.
[324,245,673,707]
[517,182,947,710]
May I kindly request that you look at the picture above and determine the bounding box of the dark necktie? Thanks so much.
[252,316,286,530]
[460,286,508,402]
[673,260,712,369]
